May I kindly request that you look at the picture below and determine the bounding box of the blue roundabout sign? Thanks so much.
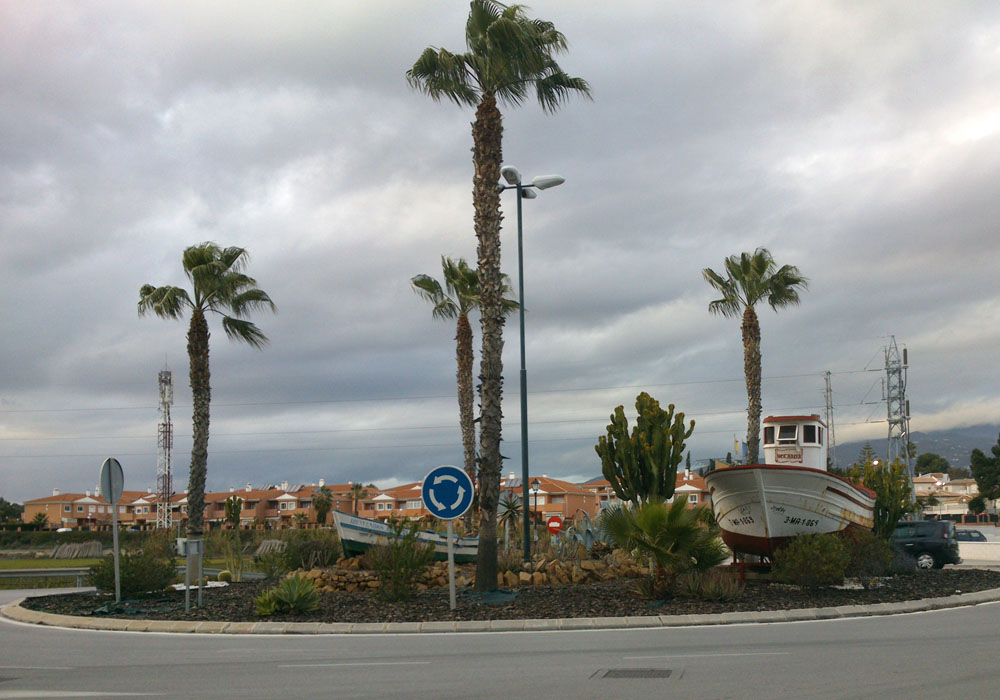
[421,465,475,521]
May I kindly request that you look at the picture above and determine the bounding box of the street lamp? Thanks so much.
[499,166,565,563]
[531,478,541,540]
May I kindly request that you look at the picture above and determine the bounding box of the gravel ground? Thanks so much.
[20,568,1000,624]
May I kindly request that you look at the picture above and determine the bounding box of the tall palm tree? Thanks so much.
[702,248,807,464]
[139,242,275,542]
[408,0,590,593]
[411,257,518,506]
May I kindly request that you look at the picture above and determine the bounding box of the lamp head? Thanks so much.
[500,165,522,185]
[531,174,565,190]
[520,188,537,199]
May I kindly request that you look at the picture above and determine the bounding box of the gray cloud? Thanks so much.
[2,1,999,503]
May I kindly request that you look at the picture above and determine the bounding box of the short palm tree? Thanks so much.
[411,257,518,503]
[139,242,275,541]
[349,483,368,517]
[601,498,728,598]
[313,486,333,525]
[702,248,807,464]
[408,0,590,593]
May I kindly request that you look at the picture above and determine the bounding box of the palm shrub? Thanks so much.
[88,548,176,597]
[370,519,436,602]
[601,498,728,599]
[254,574,320,616]
[772,533,850,589]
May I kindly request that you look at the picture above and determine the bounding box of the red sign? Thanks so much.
[546,516,563,534]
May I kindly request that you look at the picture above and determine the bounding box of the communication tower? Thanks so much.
[884,336,915,504]
[824,371,837,471]
[156,370,174,529]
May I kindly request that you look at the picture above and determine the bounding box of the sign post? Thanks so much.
[421,465,475,611]
[99,457,124,603]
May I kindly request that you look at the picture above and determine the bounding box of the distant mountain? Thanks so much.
[834,423,1000,469]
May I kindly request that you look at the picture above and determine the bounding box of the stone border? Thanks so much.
[4,586,1000,634]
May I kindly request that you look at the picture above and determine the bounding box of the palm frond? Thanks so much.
[229,288,276,317]
[406,48,479,107]
[138,285,191,319]
[221,316,269,349]
[411,272,459,320]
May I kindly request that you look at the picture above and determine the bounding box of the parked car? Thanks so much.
[890,519,961,569]
[954,529,987,542]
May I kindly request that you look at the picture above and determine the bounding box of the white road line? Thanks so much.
[0,666,73,670]
[0,692,162,698]
[624,652,791,659]
[278,661,432,668]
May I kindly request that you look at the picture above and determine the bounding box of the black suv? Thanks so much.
[890,520,961,569]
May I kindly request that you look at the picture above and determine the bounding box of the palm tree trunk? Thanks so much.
[472,92,504,592]
[187,308,211,537]
[456,312,476,529]
[742,305,761,464]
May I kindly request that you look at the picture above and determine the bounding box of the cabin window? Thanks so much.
[803,425,817,443]
[777,425,797,444]
[817,427,823,445]
[763,427,775,445]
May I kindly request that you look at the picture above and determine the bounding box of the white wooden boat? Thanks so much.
[332,511,478,563]
[705,415,875,558]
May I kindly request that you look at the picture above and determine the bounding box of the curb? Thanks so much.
[5,586,1000,634]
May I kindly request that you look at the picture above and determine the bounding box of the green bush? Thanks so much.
[254,574,320,616]
[88,548,177,597]
[772,533,850,589]
[217,570,233,583]
[370,519,436,602]
[840,528,894,582]
[678,568,745,601]
[282,529,341,571]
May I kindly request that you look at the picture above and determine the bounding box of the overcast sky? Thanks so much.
[3,1,999,504]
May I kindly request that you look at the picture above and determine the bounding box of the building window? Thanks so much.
[279,502,287,510]
[181,505,187,513]
[88,505,95,513]
[406,500,421,509]
[119,506,126,514]
[550,495,565,504]
[64,505,71,512]
[688,494,698,504]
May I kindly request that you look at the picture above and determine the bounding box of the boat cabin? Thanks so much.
[762,415,828,470]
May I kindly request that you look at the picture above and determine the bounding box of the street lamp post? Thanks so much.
[499,166,565,563]
[531,478,541,543]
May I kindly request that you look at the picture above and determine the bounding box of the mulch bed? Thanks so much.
[20,568,1000,624]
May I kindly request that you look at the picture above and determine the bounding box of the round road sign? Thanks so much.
[421,465,475,520]
[547,515,563,534]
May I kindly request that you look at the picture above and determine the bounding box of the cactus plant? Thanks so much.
[595,392,695,504]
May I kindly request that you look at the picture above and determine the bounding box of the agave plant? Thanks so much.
[601,498,728,598]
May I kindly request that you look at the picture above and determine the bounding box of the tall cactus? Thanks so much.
[596,392,695,504]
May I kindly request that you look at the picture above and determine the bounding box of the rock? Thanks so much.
[532,571,547,586]
[504,571,519,587]
[580,560,597,572]
[518,571,532,586]
[305,568,323,580]
[571,566,588,584]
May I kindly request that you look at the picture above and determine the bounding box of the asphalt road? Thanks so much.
[2,587,999,700]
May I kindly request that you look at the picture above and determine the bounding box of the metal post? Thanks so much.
[111,506,120,604]
[447,520,457,611]
[516,184,531,565]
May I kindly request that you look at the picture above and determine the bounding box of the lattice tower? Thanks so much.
[824,371,837,471]
[156,370,174,529]
[884,336,915,504]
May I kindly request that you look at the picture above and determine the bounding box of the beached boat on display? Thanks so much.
[332,510,479,564]
[705,415,876,558]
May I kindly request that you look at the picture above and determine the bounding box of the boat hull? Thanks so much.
[332,511,478,564]
[704,464,875,558]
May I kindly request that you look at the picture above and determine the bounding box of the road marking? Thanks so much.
[0,693,162,698]
[0,666,73,670]
[624,652,791,660]
[278,661,432,668]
